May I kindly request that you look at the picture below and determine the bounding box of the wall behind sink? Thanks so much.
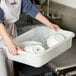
[52,0,76,9]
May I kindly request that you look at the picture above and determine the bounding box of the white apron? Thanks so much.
[0,0,21,23]
[0,0,21,76]
[0,0,22,38]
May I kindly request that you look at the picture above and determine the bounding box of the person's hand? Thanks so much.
[8,43,23,55]
[47,23,60,31]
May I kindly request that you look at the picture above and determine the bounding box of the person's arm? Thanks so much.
[0,8,22,55]
[21,0,60,31]
[35,12,60,31]
[0,23,22,55]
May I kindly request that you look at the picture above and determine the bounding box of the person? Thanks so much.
[0,0,60,76]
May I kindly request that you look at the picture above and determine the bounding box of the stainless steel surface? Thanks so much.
[46,0,61,19]
[47,0,50,16]
[49,2,76,33]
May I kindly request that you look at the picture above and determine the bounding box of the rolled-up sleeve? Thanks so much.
[0,8,4,23]
[21,0,40,18]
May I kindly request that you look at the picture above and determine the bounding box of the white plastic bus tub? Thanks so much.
[4,26,75,67]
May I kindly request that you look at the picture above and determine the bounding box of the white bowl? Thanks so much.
[47,34,65,47]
